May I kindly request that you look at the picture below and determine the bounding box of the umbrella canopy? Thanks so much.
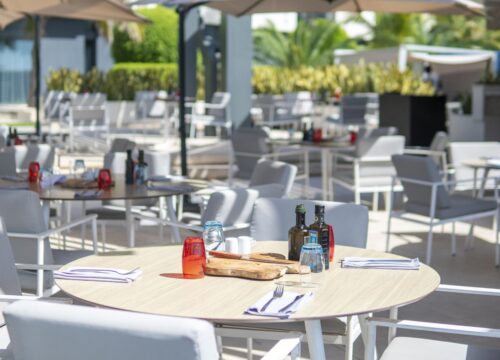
[0,0,146,27]
[0,8,22,28]
[166,0,483,16]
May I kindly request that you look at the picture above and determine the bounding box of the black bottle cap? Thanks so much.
[315,205,325,214]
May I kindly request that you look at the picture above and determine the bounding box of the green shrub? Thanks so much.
[112,7,178,63]
[46,68,82,93]
[82,68,107,93]
[106,63,178,100]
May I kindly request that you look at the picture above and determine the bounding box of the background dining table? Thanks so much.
[0,175,207,245]
[56,241,440,360]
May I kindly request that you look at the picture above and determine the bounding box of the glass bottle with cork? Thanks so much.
[288,204,309,261]
[308,205,330,270]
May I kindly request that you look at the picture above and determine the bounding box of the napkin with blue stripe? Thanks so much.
[245,291,314,319]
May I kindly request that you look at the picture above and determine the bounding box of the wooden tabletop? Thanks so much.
[0,176,206,201]
[463,159,500,170]
[56,241,440,323]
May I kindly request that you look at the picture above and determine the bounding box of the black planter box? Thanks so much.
[379,94,447,147]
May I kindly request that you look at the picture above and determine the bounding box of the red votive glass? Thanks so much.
[328,224,335,262]
[28,162,40,183]
[313,128,323,143]
[182,237,206,279]
[349,131,358,145]
[97,169,112,190]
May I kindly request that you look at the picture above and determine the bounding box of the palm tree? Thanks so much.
[253,18,355,67]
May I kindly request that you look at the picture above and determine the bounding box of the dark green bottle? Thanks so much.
[288,204,309,261]
[308,205,330,270]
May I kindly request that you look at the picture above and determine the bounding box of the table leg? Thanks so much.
[321,149,330,200]
[166,197,182,244]
[41,200,50,228]
[358,313,378,360]
[472,168,478,197]
[125,199,134,248]
[468,168,491,247]
[479,168,490,198]
[304,320,326,360]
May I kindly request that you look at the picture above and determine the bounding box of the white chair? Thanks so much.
[448,141,500,192]
[229,127,309,195]
[86,151,171,249]
[0,152,16,176]
[220,198,369,360]
[405,131,448,171]
[328,95,370,125]
[365,284,500,360]
[132,188,262,243]
[6,144,56,172]
[3,300,301,360]
[0,190,98,296]
[109,138,136,153]
[252,94,302,128]
[186,92,231,138]
[330,135,405,210]
[388,155,499,265]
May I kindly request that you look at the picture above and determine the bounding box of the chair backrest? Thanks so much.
[284,91,313,116]
[9,144,55,171]
[230,127,270,179]
[448,142,500,187]
[4,300,219,360]
[429,131,448,152]
[207,92,231,121]
[251,199,369,248]
[0,151,17,176]
[0,190,54,266]
[340,95,369,125]
[0,217,21,296]
[103,152,127,175]
[135,91,168,119]
[72,93,107,108]
[249,159,297,198]
[70,108,108,128]
[201,188,260,226]
[356,135,405,158]
[392,155,450,210]
[109,138,136,153]
[145,151,170,177]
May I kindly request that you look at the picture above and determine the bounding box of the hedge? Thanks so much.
[46,62,435,100]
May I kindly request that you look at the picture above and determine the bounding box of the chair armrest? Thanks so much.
[233,151,268,159]
[8,215,97,239]
[404,149,446,157]
[0,295,40,301]
[333,153,357,162]
[15,263,61,271]
[437,284,500,297]
[367,317,500,339]
[261,337,302,360]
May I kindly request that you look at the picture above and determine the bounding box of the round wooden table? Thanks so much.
[57,241,440,360]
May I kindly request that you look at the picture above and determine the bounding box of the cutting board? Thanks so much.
[205,258,287,280]
[208,251,309,275]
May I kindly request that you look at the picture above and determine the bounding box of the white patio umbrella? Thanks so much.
[0,0,146,135]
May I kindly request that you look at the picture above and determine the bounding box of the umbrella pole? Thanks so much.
[176,2,206,177]
[34,15,41,138]
[177,7,188,177]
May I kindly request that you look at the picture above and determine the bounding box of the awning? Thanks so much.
[409,52,494,65]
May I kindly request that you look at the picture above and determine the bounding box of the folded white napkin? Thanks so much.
[341,257,420,270]
[245,291,314,319]
[54,267,142,283]
[147,184,194,192]
[74,189,103,199]
[40,175,67,189]
[148,175,185,182]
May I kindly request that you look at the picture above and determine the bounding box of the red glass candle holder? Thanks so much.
[28,162,40,183]
[313,128,323,143]
[97,169,112,190]
[349,131,358,145]
[182,237,206,279]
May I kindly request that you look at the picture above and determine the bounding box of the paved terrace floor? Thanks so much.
[53,176,500,359]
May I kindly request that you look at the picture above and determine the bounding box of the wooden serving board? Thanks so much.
[205,258,287,280]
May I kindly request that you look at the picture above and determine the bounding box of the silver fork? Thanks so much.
[260,284,284,312]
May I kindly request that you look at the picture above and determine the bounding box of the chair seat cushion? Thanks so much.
[86,207,127,221]
[381,337,500,360]
[406,194,497,220]
[333,170,395,187]
[218,317,347,336]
